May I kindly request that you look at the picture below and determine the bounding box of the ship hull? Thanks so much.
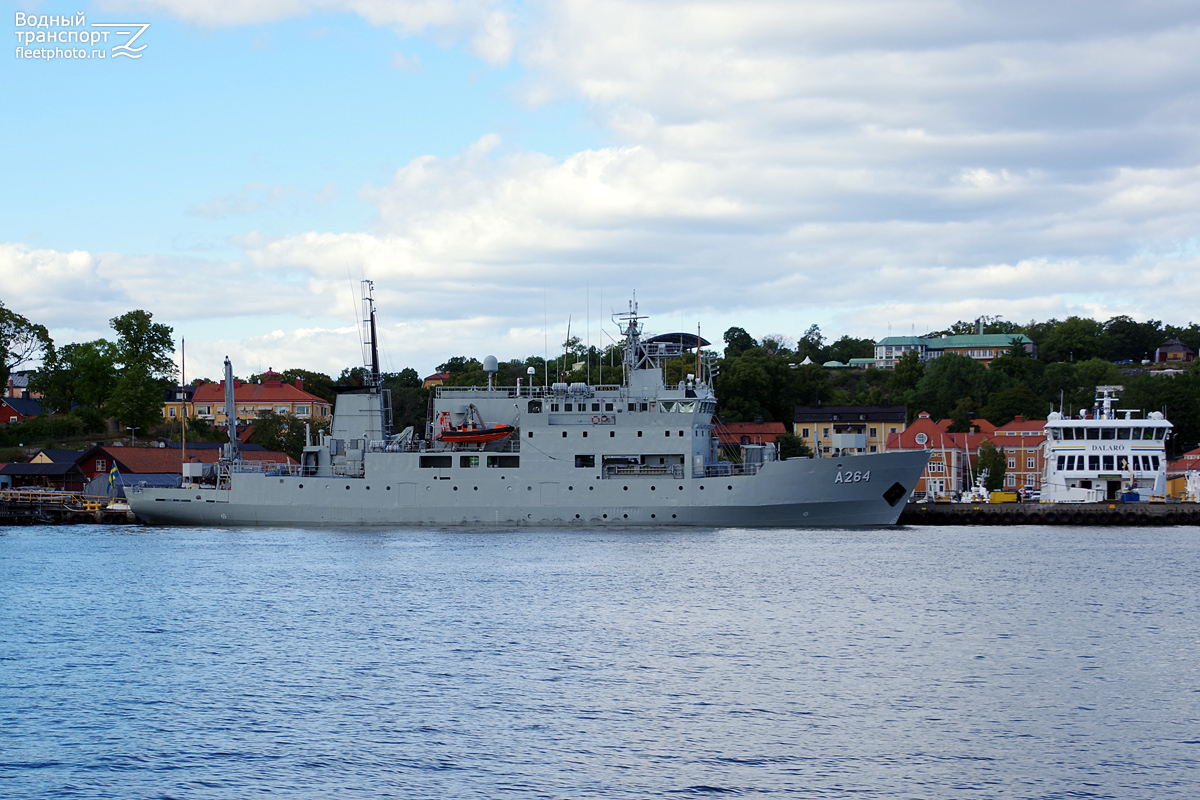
[128,450,929,528]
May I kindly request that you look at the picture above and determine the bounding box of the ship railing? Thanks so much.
[227,460,303,476]
[699,462,761,478]
[604,464,685,479]
[436,384,624,399]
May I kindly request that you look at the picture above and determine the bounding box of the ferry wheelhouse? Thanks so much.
[1042,385,1170,503]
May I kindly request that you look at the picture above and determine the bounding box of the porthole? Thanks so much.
[298,484,304,489]
[700,485,705,490]
[623,514,628,518]
[345,485,350,490]
[588,486,594,491]
[453,486,458,491]
[568,486,574,491]
[672,514,677,519]
[603,514,608,519]
[386,486,391,491]
[623,486,628,491]
[728,485,733,490]
[575,514,580,519]
[651,485,656,491]
[473,486,478,491]
[651,514,656,519]
[365,486,370,491]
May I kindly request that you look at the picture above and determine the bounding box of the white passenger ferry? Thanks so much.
[1041,386,1170,503]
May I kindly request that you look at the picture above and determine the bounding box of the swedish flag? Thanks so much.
[108,465,119,493]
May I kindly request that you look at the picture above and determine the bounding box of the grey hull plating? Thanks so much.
[129,449,928,528]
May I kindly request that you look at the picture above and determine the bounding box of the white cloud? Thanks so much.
[9,0,1200,374]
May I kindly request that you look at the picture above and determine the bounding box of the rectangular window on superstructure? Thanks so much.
[1102,456,1114,471]
[1152,456,1161,470]
[574,455,595,468]
[1088,455,1101,470]
[1057,456,1065,470]
[1117,428,1130,439]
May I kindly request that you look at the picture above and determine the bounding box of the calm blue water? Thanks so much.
[2,524,1198,799]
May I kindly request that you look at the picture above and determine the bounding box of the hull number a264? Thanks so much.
[835,470,870,484]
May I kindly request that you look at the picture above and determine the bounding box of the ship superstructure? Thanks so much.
[128,287,930,527]
[1041,385,1170,503]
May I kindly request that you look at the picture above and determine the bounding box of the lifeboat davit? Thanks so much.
[437,424,516,444]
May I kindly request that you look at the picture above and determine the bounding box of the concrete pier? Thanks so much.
[900,501,1200,526]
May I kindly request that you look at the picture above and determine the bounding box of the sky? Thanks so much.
[3,0,1200,381]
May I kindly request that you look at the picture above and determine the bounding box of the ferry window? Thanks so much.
[1086,428,1100,440]
[528,400,542,413]
[1102,456,1114,471]
[1118,457,1129,471]
[1057,456,1065,470]
[1117,428,1130,439]
[1101,428,1116,440]
[1088,456,1100,470]
[574,455,595,468]
[1155,428,1167,440]
[1152,456,1161,470]
[592,403,600,412]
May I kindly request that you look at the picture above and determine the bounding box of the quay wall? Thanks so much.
[900,501,1200,526]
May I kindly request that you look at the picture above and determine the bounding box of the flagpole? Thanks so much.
[181,337,187,477]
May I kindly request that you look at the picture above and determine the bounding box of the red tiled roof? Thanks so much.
[715,421,788,445]
[192,380,327,405]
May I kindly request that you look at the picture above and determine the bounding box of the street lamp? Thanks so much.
[129,427,139,446]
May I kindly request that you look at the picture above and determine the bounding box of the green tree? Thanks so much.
[722,327,757,358]
[975,441,1007,492]
[910,353,1006,420]
[0,302,52,387]
[892,350,925,392]
[978,386,1051,426]
[775,432,812,460]
[1037,316,1104,363]
[280,368,336,402]
[108,310,176,431]
[827,335,874,364]
[31,339,118,413]
[250,410,330,461]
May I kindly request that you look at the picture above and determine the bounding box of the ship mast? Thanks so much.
[360,280,390,434]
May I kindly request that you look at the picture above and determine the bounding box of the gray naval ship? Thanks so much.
[128,288,929,527]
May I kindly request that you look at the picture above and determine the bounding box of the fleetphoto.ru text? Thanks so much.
[14,12,149,60]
